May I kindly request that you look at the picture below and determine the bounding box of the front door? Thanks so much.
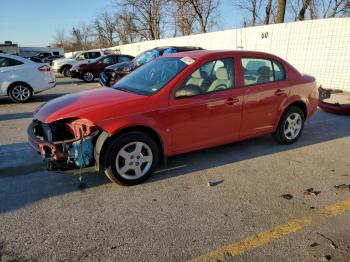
[168,57,244,154]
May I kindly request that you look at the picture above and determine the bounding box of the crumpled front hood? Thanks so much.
[34,87,145,124]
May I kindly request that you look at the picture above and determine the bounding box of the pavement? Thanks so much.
[0,78,350,261]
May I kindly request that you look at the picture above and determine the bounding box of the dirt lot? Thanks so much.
[0,78,350,262]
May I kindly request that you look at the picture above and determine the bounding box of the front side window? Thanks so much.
[241,58,285,86]
[181,58,234,94]
[113,57,188,96]
[89,52,101,59]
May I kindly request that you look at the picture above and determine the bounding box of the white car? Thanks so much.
[51,49,111,77]
[0,54,56,103]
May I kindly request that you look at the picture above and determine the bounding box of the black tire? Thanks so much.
[82,71,95,82]
[273,106,305,145]
[8,83,33,103]
[62,66,72,77]
[103,131,160,185]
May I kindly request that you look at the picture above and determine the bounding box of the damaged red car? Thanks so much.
[28,50,318,185]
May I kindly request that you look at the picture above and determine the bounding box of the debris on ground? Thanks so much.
[77,174,86,191]
[334,184,350,191]
[310,242,319,247]
[300,187,321,196]
[208,179,224,187]
[323,254,332,261]
[281,194,293,200]
[317,232,338,249]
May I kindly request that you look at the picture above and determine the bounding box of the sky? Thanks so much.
[0,0,240,47]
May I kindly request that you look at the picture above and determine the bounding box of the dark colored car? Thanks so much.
[70,54,134,82]
[99,46,204,87]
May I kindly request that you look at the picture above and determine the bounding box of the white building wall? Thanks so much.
[110,17,350,91]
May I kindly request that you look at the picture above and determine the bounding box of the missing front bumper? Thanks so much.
[27,121,99,169]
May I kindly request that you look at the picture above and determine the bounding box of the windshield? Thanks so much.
[71,52,82,59]
[113,57,188,96]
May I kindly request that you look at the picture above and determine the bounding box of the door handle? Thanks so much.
[274,89,286,96]
[225,97,239,105]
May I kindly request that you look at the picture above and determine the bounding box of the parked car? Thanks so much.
[51,50,112,77]
[70,54,134,83]
[0,54,56,103]
[28,50,318,185]
[99,46,203,87]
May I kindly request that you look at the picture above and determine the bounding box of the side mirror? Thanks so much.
[175,85,202,98]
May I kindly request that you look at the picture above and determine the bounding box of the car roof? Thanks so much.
[0,53,31,63]
[165,50,281,59]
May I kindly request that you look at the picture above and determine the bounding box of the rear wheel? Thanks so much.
[83,71,95,82]
[9,84,33,103]
[103,131,159,185]
[62,66,72,77]
[273,106,305,144]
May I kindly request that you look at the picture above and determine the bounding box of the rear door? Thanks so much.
[0,57,25,96]
[168,56,244,154]
[239,57,289,138]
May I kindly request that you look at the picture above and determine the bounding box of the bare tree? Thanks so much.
[234,0,263,26]
[117,0,165,40]
[276,0,287,22]
[187,0,220,33]
[172,0,196,35]
[264,0,273,24]
[93,12,118,48]
[115,10,141,44]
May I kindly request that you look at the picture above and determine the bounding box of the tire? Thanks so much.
[62,66,72,77]
[273,106,305,144]
[83,71,95,82]
[8,84,33,103]
[103,131,159,185]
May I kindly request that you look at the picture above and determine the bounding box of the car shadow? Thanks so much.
[0,109,349,214]
[0,112,34,121]
[0,93,69,105]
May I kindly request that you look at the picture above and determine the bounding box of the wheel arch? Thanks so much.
[95,125,166,171]
[59,64,72,73]
[274,100,308,132]
[7,81,33,95]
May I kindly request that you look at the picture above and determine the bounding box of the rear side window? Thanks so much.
[241,58,285,86]
[272,61,285,81]
[0,57,23,67]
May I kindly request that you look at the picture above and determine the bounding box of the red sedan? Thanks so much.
[28,50,318,185]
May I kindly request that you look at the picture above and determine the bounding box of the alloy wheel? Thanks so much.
[115,141,153,180]
[11,86,31,102]
[284,112,302,140]
[84,72,94,82]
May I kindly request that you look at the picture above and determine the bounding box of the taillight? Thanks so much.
[38,65,50,72]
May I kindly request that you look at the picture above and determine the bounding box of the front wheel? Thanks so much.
[103,131,159,185]
[273,106,305,144]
